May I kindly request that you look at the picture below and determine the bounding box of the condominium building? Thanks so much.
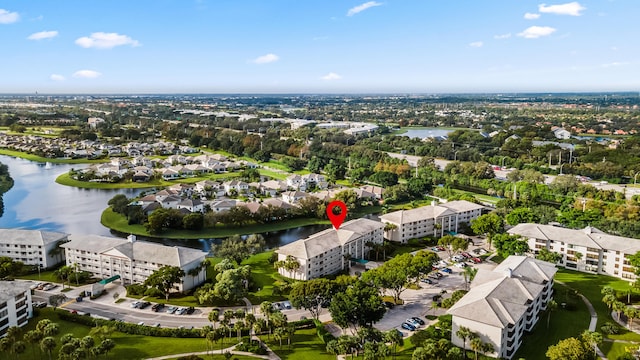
[61,234,207,291]
[275,218,384,280]
[0,281,33,337]
[380,200,485,243]
[448,256,557,359]
[0,229,68,269]
[509,223,640,281]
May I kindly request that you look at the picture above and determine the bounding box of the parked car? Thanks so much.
[436,246,446,251]
[461,252,472,258]
[427,273,439,280]
[411,317,426,325]
[139,301,151,309]
[176,307,188,315]
[43,284,57,291]
[186,307,195,315]
[36,283,49,290]
[166,306,178,314]
[421,278,434,284]
[452,255,465,262]
[130,301,142,308]
[384,301,395,309]
[34,301,47,308]
[433,272,443,278]
[454,262,468,268]
[405,318,421,327]
[30,282,44,290]
[151,303,165,312]
[137,321,145,326]
[401,322,416,331]
[472,257,482,264]
[282,301,292,310]
[441,267,453,274]
[430,247,440,252]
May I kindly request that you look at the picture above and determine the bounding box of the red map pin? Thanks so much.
[326,200,348,230]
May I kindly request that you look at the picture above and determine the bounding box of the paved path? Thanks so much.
[577,293,607,360]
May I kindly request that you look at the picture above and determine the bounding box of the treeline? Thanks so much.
[0,162,13,217]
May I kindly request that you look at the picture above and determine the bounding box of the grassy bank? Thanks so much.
[101,207,331,239]
[55,171,242,189]
[0,148,109,164]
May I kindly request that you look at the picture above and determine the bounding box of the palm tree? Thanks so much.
[54,265,73,289]
[469,336,483,360]
[208,309,220,329]
[40,337,56,360]
[602,294,617,311]
[253,318,266,340]
[581,330,603,358]
[462,267,478,291]
[244,313,256,338]
[625,307,638,330]
[286,324,296,349]
[23,330,43,359]
[260,301,274,337]
[385,329,404,359]
[546,299,558,328]
[614,301,626,321]
[456,326,472,353]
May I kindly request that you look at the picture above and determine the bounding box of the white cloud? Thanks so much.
[601,62,629,68]
[0,9,19,24]
[494,33,512,39]
[524,12,541,20]
[50,74,65,81]
[347,1,382,16]
[75,32,140,49]
[539,2,586,16]
[469,41,483,48]
[72,70,102,79]
[321,72,342,81]
[252,53,279,64]
[27,31,58,40]
[517,26,557,39]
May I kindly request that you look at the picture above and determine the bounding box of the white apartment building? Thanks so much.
[0,281,33,337]
[449,256,557,359]
[61,235,207,292]
[0,229,69,269]
[380,200,484,243]
[509,223,640,281]
[275,218,384,280]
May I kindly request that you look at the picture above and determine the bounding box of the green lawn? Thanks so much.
[514,283,591,359]
[19,308,238,360]
[18,269,61,284]
[101,208,331,239]
[0,149,109,164]
[264,328,335,360]
[258,169,287,180]
[242,251,290,304]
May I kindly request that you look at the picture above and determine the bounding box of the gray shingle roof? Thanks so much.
[0,228,68,246]
[0,281,32,303]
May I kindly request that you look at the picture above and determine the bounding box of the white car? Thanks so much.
[130,301,141,308]
[42,284,57,291]
[454,262,468,268]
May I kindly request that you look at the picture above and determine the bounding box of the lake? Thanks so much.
[399,128,455,139]
[0,155,328,251]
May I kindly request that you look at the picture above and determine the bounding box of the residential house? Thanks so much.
[177,199,204,213]
[282,190,310,205]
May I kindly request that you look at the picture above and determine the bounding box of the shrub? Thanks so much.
[176,356,204,360]
[126,284,146,296]
[601,322,620,335]
[235,337,267,355]
[144,287,163,297]
[313,319,335,344]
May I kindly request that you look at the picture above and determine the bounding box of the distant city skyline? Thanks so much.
[1,1,638,94]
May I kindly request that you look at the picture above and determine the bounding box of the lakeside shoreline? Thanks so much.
[101,207,332,239]
[0,148,109,164]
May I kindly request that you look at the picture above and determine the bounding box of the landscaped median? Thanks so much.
[101,207,331,239]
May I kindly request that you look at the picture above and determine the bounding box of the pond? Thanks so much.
[0,155,329,252]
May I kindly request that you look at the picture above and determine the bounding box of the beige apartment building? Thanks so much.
[275,218,384,280]
[0,229,68,269]
[380,200,484,243]
[509,223,640,281]
[61,234,207,291]
[449,256,557,359]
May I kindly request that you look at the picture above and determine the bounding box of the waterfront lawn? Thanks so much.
[258,168,287,180]
[101,207,331,239]
[242,251,290,304]
[56,171,241,189]
[20,308,235,360]
[0,149,109,164]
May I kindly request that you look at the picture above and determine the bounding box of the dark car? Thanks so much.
[401,322,416,331]
[186,307,195,315]
[432,294,442,302]
[151,303,165,312]
[441,267,452,274]
[384,301,395,309]
[421,278,434,284]
[139,301,151,309]
[411,317,426,325]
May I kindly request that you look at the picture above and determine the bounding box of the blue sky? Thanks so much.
[0,1,638,93]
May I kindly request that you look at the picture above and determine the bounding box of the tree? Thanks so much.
[455,326,472,353]
[546,337,590,360]
[208,309,220,329]
[470,213,504,249]
[24,330,43,358]
[212,234,265,264]
[54,265,73,289]
[183,212,204,230]
[369,171,399,187]
[625,306,639,330]
[108,194,130,214]
[40,337,56,360]
[89,325,115,341]
[385,329,403,359]
[289,278,334,320]
[0,256,24,278]
[98,339,115,357]
[469,336,484,360]
[144,266,185,300]
[547,299,558,328]
[213,266,250,303]
[537,248,562,263]
[49,294,67,309]
[613,301,626,321]
[581,330,603,358]
[329,280,386,333]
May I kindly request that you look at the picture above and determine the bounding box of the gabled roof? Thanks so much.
[0,229,68,246]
